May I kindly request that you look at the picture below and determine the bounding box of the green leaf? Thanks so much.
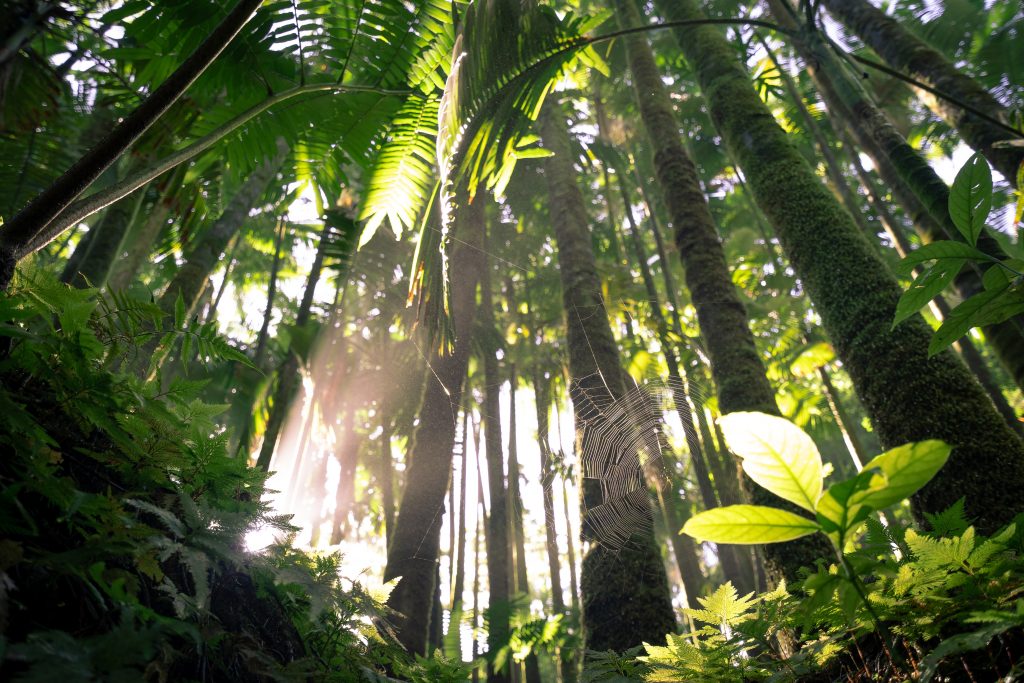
[856,440,952,511]
[512,146,555,159]
[929,283,1024,355]
[815,468,887,548]
[789,341,835,377]
[949,152,993,246]
[681,505,820,544]
[718,412,823,512]
[893,260,964,327]
[895,240,991,276]
[174,292,186,330]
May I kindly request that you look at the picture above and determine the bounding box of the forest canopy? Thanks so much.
[1,0,1024,681]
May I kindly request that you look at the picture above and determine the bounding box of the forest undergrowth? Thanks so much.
[1,272,1023,682]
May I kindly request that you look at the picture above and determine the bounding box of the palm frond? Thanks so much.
[358,94,440,244]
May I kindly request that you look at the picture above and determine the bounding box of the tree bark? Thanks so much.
[820,0,1024,183]
[480,236,511,683]
[654,0,1024,534]
[615,0,830,582]
[767,0,1024,393]
[540,101,675,654]
[383,197,485,656]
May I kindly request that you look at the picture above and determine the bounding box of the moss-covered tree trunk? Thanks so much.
[616,0,831,580]
[106,171,179,291]
[820,0,1023,183]
[653,0,1024,534]
[540,101,675,653]
[767,0,1024,393]
[382,199,485,655]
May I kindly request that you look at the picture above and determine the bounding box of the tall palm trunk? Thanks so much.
[615,0,831,581]
[383,198,485,655]
[0,0,266,287]
[820,0,1023,183]
[540,101,675,653]
[653,0,1024,534]
[766,0,1024,392]
[60,187,146,288]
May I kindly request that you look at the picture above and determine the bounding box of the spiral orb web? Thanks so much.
[571,374,705,551]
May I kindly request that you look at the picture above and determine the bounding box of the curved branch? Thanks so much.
[18,83,409,258]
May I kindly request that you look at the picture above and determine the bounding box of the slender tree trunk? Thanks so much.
[616,0,831,581]
[206,229,244,322]
[0,0,266,286]
[532,369,577,683]
[255,220,332,472]
[380,420,396,545]
[504,362,541,683]
[330,406,358,545]
[429,562,444,652]
[157,144,284,323]
[479,237,511,683]
[820,0,1024,183]
[383,198,485,655]
[449,407,470,658]
[106,186,173,290]
[472,468,485,683]
[540,101,675,653]
[254,217,288,367]
[654,0,1024,533]
[766,1,1024,392]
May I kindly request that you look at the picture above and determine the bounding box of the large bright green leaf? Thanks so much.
[949,152,993,247]
[718,412,823,512]
[856,440,952,511]
[682,505,820,544]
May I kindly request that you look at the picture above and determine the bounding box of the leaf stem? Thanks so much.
[836,549,905,672]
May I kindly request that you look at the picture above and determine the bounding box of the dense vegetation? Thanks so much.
[1,0,1023,681]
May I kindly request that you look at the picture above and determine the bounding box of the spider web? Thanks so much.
[569,373,710,551]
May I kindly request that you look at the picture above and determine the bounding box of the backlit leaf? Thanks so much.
[682,505,820,544]
[718,412,823,512]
